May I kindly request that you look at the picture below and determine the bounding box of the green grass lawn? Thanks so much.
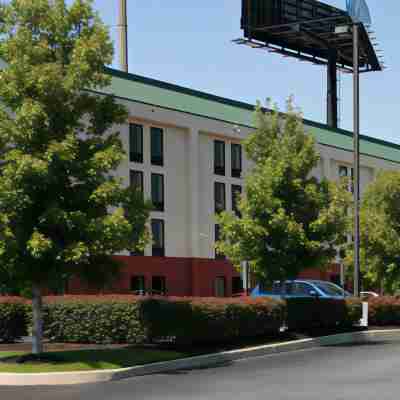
[0,347,188,373]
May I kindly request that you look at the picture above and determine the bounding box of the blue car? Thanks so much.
[251,279,351,299]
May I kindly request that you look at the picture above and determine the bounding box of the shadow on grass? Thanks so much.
[0,346,189,371]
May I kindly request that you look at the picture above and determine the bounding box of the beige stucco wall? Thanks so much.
[115,98,400,259]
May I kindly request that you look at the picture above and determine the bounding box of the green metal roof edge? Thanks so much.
[104,67,400,163]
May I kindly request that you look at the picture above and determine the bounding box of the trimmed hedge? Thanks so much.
[0,297,28,343]
[368,297,400,326]
[0,295,363,345]
[140,297,285,346]
[42,296,146,344]
[42,296,285,345]
[286,297,362,332]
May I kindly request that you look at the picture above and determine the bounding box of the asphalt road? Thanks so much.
[2,342,400,400]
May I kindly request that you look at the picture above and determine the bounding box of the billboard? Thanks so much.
[346,0,372,25]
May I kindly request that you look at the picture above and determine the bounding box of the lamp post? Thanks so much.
[353,23,361,297]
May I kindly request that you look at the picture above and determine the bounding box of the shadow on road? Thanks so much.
[159,361,233,375]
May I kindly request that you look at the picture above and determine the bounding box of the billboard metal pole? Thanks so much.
[327,50,338,129]
[353,22,360,297]
[118,0,128,72]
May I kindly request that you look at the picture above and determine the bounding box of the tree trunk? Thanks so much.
[32,284,43,355]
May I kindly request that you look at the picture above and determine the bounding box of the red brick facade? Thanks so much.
[68,256,242,297]
[298,264,342,284]
[68,256,342,297]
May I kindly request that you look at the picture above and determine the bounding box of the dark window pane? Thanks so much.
[129,124,143,163]
[214,277,226,297]
[339,165,348,177]
[339,165,354,193]
[151,174,164,212]
[130,170,143,193]
[130,276,146,295]
[214,182,226,213]
[330,274,341,286]
[232,277,243,294]
[152,276,167,295]
[152,219,165,257]
[214,140,225,175]
[151,127,164,166]
[215,224,226,260]
[231,144,242,178]
[231,185,242,217]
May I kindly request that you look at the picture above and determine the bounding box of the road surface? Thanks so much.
[2,342,400,399]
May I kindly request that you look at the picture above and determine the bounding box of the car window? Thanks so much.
[314,281,345,296]
[292,283,315,296]
[284,282,293,295]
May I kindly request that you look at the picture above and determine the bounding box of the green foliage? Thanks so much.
[0,298,29,342]
[0,295,364,345]
[42,296,146,344]
[0,0,150,292]
[286,297,362,332]
[41,296,284,345]
[367,297,400,326]
[345,171,400,294]
[217,99,350,283]
[140,297,285,346]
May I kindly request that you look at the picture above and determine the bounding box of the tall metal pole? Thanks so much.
[118,0,128,72]
[353,23,360,297]
[327,50,338,129]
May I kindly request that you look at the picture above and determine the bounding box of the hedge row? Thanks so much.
[286,297,362,331]
[42,296,285,345]
[140,297,285,345]
[0,295,363,344]
[42,297,146,344]
[0,297,29,342]
[368,297,400,326]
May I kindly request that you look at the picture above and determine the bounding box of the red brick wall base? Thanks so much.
[68,256,343,297]
[68,256,241,297]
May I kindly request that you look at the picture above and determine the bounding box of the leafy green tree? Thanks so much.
[217,100,350,285]
[345,171,400,294]
[0,0,150,354]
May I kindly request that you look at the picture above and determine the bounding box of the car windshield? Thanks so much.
[313,281,345,296]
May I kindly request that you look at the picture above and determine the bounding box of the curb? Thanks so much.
[1,329,400,386]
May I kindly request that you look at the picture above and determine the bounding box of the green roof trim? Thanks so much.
[104,67,400,164]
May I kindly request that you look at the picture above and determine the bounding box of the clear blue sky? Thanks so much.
[88,0,398,144]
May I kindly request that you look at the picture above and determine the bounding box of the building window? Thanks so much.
[130,276,146,295]
[214,224,226,260]
[231,185,242,217]
[130,170,143,193]
[339,165,354,193]
[214,140,225,176]
[214,277,226,297]
[231,143,242,178]
[151,173,164,212]
[151,127,164,166]
[330,274,341,286]
[214,182,226,214]
[232,277,244,295]
[152,276,167,295]
[152,219,165,257]
[129,124,143,163]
